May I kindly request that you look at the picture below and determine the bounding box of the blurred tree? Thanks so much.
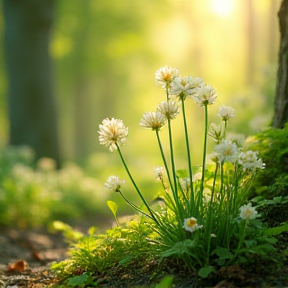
[273,0,288,128]
[3,0,61,165]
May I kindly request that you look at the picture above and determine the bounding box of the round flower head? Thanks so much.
[154,166,165,181]
[192,84,217,106]
[219,106,235,121]
[238,150,265,170]
[170,76,203,100]
[239,203,258,221]
[155,66,179,89]
[140,111,167,131]
[99,118,128,152]
[214,140,239,163]
[157,101,179,120]
[183,217,202,233]
[105,176,125,192]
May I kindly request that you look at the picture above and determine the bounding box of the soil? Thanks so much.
[0,226,68,287]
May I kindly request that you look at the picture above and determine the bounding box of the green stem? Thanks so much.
[165,87,177,194]
[167,118,178,194]
[156,130,174,191]
[201,105,209,193]
[119,191,153,220]
[181,99,194,210]
[116,144,159,225]
[205,162,219,265]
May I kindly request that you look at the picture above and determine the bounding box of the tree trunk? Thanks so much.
[272,0,288,128]
[3,0,61,165]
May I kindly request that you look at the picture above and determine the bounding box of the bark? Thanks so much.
[3,0,61,165]
[272,0,288,128]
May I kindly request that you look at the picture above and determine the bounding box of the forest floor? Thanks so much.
[1,224,288,288]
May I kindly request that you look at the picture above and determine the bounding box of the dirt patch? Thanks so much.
[0,227,68,287]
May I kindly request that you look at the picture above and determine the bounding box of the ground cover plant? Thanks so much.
[51,66,288,287]
[0,145,109,228]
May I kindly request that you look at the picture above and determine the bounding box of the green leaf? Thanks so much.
[161,239,195,258]
[68,273,89,287]
[107,200,120,226]
[176,169,188,178]
[265,223,288,236]
[213,246,233,260]
[198,266,215,278]
[107,200,118,217]
[155,276,174,288]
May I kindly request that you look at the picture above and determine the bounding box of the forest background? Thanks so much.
[0,0,283,223]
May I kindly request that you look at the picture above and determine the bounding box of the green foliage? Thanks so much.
[51,217,157,279]
[246,124,288,198]
[0,146,110,228]
[154,276,174,288]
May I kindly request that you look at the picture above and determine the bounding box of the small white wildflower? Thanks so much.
[157,101,179,120]
[211,234,217,238]
[214,140,239,163]
[105,176,125,192]
[192,172,202,182]
[99,118,128,152]
[238,150,265,170]
[179,177,191,192]
[239,203,258,221]
[170,76,203,100]
[203,188,212,203]
[154,166,165,180]
[192,84,217,106]
[155,66,179,88]
[208,151,220,163]
[139,111,167,131]
[218,106,235,121]
[183,217,202,233]
[208,123,223,143]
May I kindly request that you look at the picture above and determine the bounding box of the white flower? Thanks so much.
[157,101,179,120]
[99,118,128,152]
[183,217,202,233]
[219,106,235,121]
[209,151,220,163]
[214,140,239,163]
[238,150,265,170]
[192,84,217,106]
[211,234,217,238]
[139,111,167,130]
[105,176,125,192]
[179,177,191,192]
[192,172,202,182]
[239,203,258,221]
[155,66,179,88]
[208,123,223,143]
[154,166,165,180]
[170,76,203,100]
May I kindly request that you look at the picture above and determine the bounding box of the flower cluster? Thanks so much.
[105,176,125,192]
[98,65,269,269]
[99,118,128,152]
[238,150,265,170]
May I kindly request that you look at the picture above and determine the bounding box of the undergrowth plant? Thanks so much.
[52,66,278,285]
[0,146,107,227]
[97,66,275,276]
